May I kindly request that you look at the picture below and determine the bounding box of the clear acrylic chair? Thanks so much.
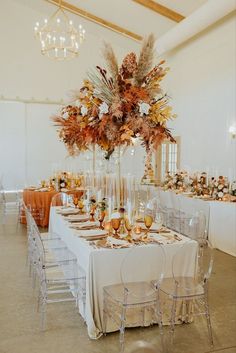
[51,192,70,207]
[25,203,45,226]
[24,202,61,244]
[179,212,208,243]
[103,245,166,352]
[160,239,214,347]
[30,220,86,330]
[168,191,193,233]
[0,182,22,225]
[156,189,173,228]
[24,204,71,282]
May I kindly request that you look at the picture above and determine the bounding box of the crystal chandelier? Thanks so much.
[34,0,85,61]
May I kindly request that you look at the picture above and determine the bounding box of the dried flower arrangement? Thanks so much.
[53,34,176,159]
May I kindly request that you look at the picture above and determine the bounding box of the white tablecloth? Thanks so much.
[158,190,236,257]
[49,207,197,339]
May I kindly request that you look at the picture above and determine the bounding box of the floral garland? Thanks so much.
[53,34,176,159]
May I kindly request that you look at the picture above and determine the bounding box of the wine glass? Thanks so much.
[155,211,164,231]
[73,195,79,208]
[90,204,96,221]
[124,217,133,241]
[143,214,153,238]
[96,208,106,229]
[78,199,84,214]
[111,218,121,238]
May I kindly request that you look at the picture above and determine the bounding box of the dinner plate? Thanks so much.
[76,229,108,238]
[58,208,79,215]
[66,214,89,222]
[70,221,99,229]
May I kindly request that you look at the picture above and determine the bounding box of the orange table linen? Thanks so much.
[22,189,84,227]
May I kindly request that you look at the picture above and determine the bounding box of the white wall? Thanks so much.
[0,0,139,103]
[163,12,236,179]
[0,102,26,188]
[0,102,99,189]
[0,101,146,189]
[0,0,146,189]
[0,1,235,188]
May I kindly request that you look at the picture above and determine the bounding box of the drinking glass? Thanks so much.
[78,199,84,214]
[111,218,121,238]
[155,211,164,230]
[143,214,153,238]
[96,208,106,229]
[73,195,79,208]
[90,204,96,221]
[124,217,132,237]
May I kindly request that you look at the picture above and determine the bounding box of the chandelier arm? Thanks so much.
[35,0,85,60]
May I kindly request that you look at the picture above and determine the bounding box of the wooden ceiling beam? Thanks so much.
[132,0,185,23]
[45,0,143,42]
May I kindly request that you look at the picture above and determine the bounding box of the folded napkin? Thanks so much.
[57,208,79,215]
[27,186,37,190]
[75,229,108,238]
[66,214,89,222]
[148,234,172,244]
[107,236,130,247]
[37,188,49,192]
[70,221,99,229]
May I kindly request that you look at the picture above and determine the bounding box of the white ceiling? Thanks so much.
[67,0,208,38]
[13,0,208,45]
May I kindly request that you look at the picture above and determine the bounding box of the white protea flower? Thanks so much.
[81,105,88,117]
[63,112,69,119]
[139,102,150,116]
[99,102,109,118]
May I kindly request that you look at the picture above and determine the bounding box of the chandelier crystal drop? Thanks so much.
[34,1,85,61]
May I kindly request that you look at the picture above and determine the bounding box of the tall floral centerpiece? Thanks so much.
[53,34,176,204]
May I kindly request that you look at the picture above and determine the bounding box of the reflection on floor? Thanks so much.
[0,213,235,353]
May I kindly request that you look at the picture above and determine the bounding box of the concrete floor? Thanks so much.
[0,215,235,353]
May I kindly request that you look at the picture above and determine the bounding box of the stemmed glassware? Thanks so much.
[143,205,155,239]
[124,217,133,242]
[143,213,153,238]
[96,208,106,229]
[90,204,96,221]
[155,211,164,231]
[73,195,79,208]
[111,218,121,238]
[78,199,84,214]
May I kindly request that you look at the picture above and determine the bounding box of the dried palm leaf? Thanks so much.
[102,43,119,84]
[134,33,155,86]
[87,70,114,105]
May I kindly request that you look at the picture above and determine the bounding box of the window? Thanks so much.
[155,137,180,184]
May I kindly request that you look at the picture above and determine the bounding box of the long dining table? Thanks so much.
[49,207,198,339]
[157,189,236,257]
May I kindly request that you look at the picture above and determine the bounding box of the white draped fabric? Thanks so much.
[49,207,197,339]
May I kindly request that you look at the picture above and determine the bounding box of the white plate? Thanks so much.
[76,229,108,238]
[70,221,99,229]
[59,208,79,215]
[66,214,89,221]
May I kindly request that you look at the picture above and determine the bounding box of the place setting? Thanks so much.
[61,196,184,249]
